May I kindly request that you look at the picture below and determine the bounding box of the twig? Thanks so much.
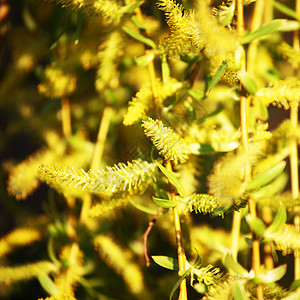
[142,207,163,267]
[237,0,263,299]
[292,0,300,283]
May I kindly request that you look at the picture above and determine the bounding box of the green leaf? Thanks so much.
[267,206,287,233]
[224,253,248,276]
[258,98,269,120]
[134,52,155,67]
[239,71,259,95]
[273,1,300,22]
[169,268,192,300]
[126,1,144,13]
[240,19,285,44]
[234,282,248,300]
[193,248,203,268]
[152,256,179,271]
[206,61,227,95]
[131,15,146,30]
[278,20,300,32]
[246,214,266,237]
[249,172,288,199]
[153,197,178,208]
[189,143,216,155]
[156,162,187,197]
[187,88,204,101]
[290,279,300,291]
[122,26,156,48]
[282,293,300,300]
[253,265,287,284]
[246,161,286,191]
[130,199,163,215]
[162,54,170,82]
[38,273,60,296]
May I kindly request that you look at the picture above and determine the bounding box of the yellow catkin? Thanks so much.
[37,293,76,300]
[54,244,84,295]
[38,67,76,98]
[142,118,191,164]
[7,149,57,200]
[0,261,57,284]
[95,31,124,92]
[56,0,126,23]
[89,194,130,217]
[94,235,144,295]
[0,228,42,258]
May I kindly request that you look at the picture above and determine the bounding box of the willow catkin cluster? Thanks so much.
[54,0,127,23]
[157,0,204,55]
[95,31,124,92]
[7,148,57,200]
[94,235,144,294]
[40,159,156,194]
[184,194,220,215]
[0,261,57,284]
[207,151,255,208]
[277,42,300,67]
[0,228,42,258]
[38,294,76,300]
[38,66,76,98]
[54,244,84,295]
[89,193,131,217]
[142,117,191,164]
[123,78,184,126]
[255,79,300,110]
[265,224,300,255]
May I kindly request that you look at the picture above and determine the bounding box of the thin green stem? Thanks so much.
[80,106,113,226]
[237,0,263,299]
[292,0,300,283]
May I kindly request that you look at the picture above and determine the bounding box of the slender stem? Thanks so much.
[80,106,113,226]
[147,50,162,120]
[135,6,187,298]
[61,97,77,238]
[237,0,263,298]
[262,206,274,270]
[292,0,300,282]
[62,97,72,137]
[91,106,113,170]
[230,211,241,264]
[247,0,265,75]
[166,161,187,300]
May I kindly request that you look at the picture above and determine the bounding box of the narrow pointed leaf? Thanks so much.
[224,253,248,276]
[273,1,300,22]
[246,214,266,237]
[246,161,286,191]
[153,197,178,208]
[290,279,300,291]
[130,199,162,215]
[156,162,187,197]
[126,1,144,13]
[267,206,287,233]
[169,268,192,300]
[239,71,259,95]
[234,282,248,300]
[206,61,227,95]
[193,248,203,268]
[188,88,204,101]
[241,19,285,44]
[122,26,156,48]
[152,256,179,271]
[38,273,60,296]
[135,53,155,67]
[249,172,288,199]
[253,264,287,284]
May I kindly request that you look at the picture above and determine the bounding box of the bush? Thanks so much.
[1,0,300,299]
